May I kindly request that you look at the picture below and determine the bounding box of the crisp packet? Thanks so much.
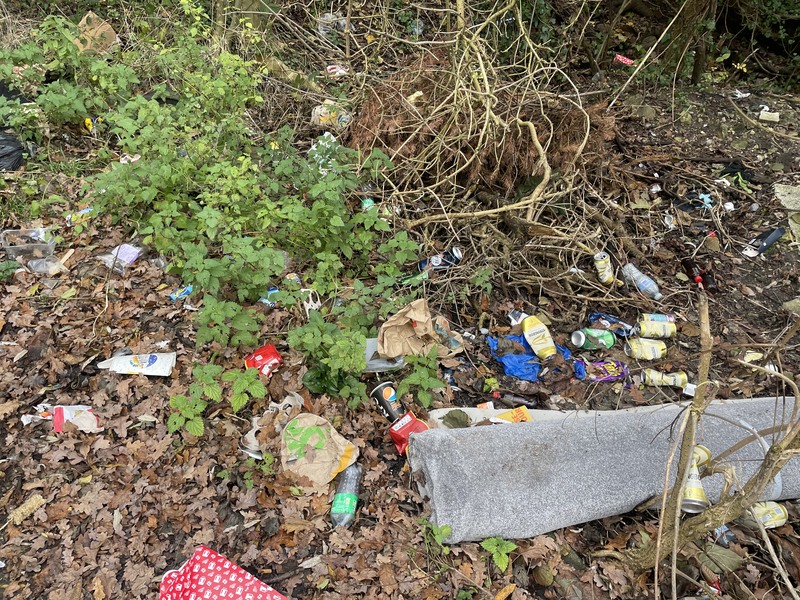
[244,343,282,376]
[583,360,629,382]
[389,411,429,455]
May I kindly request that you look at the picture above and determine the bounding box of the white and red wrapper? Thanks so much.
[159,546,287,600]
[244,344,283,377]
[389,411,429,455]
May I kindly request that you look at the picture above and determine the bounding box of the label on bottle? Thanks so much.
[522,316,557,360]
[331,493,358,515]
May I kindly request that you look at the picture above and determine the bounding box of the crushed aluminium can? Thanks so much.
[593,252,615,285]
[749,501,788,529]
[169,284,193,301]
[642,369,688,388]
[65,206,96,226]
[258,286,280,307]
[635,320,677,338]
[571,328,616,350]
[588,312,635,338]
[624,338,667,360]
[641,313,676,323]
[370,381,405,423]
[418,247,463,271]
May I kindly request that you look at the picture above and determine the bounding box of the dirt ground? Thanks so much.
[1,71,800,600]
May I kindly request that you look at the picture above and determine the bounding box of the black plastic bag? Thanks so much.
[0,132,24,171]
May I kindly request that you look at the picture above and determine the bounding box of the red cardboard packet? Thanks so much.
[389,411,429,455]
[244,344,283,376]
[159,546,287,600]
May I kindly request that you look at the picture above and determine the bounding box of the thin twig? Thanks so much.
[753,513,800,600]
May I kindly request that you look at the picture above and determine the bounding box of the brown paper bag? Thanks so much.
[377,298,463,359]
[74,12,118,54]
[280,414,358,486]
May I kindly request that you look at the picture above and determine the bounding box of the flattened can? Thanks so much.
[593,252,615,285]
[750,501,788,529]
[624,338,667,360]
[635,320,677,338]
[370,381,405,423]
[641,313,676,323]
[642,369,688,388]
[681,460,709,513]
[571,328,616,350]
[418,247,463,271]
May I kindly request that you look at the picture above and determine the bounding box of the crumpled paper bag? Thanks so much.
[280,413,358,486]
[378,299,463,359]
[73,12,119,54]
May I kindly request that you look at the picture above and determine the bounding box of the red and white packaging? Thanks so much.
[244,344,283,377]
[614,53,635,66]
[21,404,102,433]
[324,64,349,78]
[389,411,429,455]
[159,546,287,600]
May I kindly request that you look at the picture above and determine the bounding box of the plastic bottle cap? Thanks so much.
[653,292,663,301]
[570,331,585,347]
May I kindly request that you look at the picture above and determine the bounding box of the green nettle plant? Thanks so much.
[0,5,423,428]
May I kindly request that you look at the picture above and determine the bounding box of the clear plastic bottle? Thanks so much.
[330,463,363,527]
[621,263,663,301]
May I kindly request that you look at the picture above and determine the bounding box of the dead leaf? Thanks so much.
[282,517,317,533]
[0,400,21,419]
[494,583,516,600]
[681,322,701,337]
[521,535,559,562]
[604,531,632,551]
[91,576,106,600]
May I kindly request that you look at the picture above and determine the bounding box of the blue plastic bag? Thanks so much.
[487,334,585,382]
